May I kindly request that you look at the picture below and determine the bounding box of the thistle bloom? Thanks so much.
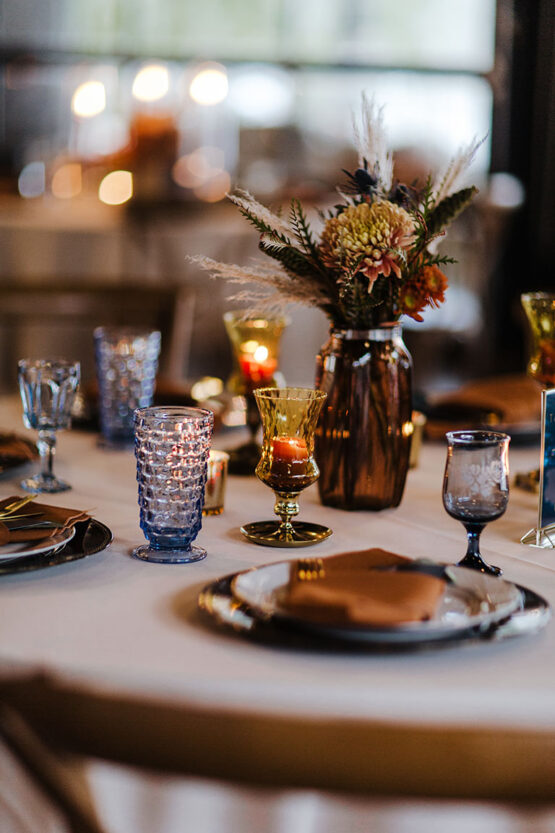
[319,201,415,290]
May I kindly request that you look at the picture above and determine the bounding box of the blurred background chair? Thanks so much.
[3,673,555,833]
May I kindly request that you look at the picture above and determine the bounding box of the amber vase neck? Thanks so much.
[331,324,402,342]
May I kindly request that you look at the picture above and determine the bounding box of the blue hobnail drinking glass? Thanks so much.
[94,327,161,448]
[18,358,81,493]
[133,406,214,563]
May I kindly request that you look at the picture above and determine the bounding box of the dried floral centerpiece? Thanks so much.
[191,97,482,329]
[191,97,482,510]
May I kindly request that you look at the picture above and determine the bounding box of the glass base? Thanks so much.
[20,474,71,494]
[240,520,332,548]
[226,441,260,476]
[131,543,207,564]
[457,553,502,577]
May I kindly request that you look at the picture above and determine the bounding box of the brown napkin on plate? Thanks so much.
[0,433,37,470]
[281,548,446,627]
[0,496,90,546]
[426,374,541,440]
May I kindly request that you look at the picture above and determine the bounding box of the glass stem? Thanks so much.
[274,491,299,540]
[37,430,57,482]
[460,522,486,570]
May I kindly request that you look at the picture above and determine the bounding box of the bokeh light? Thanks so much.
[98,170,133,205]
[132,64,170,103]
[189,64,228,106]
[228,65,294,126]
[172,146,225,189]
[71,81,106,118]
[18,162,45,198]
[51,163,82,199]
[193,170,231,202]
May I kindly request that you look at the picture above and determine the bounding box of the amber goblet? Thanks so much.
[521,292,555,388]
[240,387,331,547]
[516,293,555,492]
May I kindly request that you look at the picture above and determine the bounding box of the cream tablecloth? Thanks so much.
[0,395,554,830]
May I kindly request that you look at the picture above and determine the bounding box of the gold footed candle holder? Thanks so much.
[223,312,288,476]
[516,293,555,492]
[521,292,555,388]
[240,387,332,547]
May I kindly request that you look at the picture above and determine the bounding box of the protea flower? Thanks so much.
[319,201,415,290]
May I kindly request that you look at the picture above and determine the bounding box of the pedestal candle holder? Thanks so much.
[521,292,555,388]
[516,293,555,491]
[223,312,287,475]
[240,387,331,547]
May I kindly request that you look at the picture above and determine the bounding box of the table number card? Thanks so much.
[522,388,555,548]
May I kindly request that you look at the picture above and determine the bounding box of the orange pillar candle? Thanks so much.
[270,436,309,479]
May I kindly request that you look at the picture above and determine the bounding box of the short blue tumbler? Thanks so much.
[133,406,214,563]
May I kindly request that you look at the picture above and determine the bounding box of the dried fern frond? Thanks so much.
[352,93,394,193]
[187,255,332,312]
[227,189,293,240]
[432,136,486,205]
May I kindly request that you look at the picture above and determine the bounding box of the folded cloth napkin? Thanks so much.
[281,548,446,627]
[0,434,36,469]
[0,497,90,546]
[425,374,541,440]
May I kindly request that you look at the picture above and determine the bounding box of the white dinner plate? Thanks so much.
[0,526,76,562]
[231,561,523,644]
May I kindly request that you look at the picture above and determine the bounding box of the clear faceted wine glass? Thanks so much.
[18,358,81,493]
[442,430,510,576]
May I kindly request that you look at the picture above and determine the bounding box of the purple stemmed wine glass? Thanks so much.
[443,430,510,576]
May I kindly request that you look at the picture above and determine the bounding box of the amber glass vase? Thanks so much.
[315,326,412,510]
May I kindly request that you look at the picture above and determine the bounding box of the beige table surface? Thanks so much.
[0,395,553,799]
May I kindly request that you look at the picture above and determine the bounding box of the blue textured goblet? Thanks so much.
[94,327,161,448]
[133,406,214,563]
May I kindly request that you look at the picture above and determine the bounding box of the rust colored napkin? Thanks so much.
[0,497,90,546]
[281,548,446,627]
[0,434,37,469]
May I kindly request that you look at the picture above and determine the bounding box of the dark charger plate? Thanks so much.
[0,519,113,575]
[198,572,551,653]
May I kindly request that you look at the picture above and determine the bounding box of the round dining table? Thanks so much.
[0,395,554,807]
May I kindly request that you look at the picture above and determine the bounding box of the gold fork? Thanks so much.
[0,495,37,519]
[295,557,325,581]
